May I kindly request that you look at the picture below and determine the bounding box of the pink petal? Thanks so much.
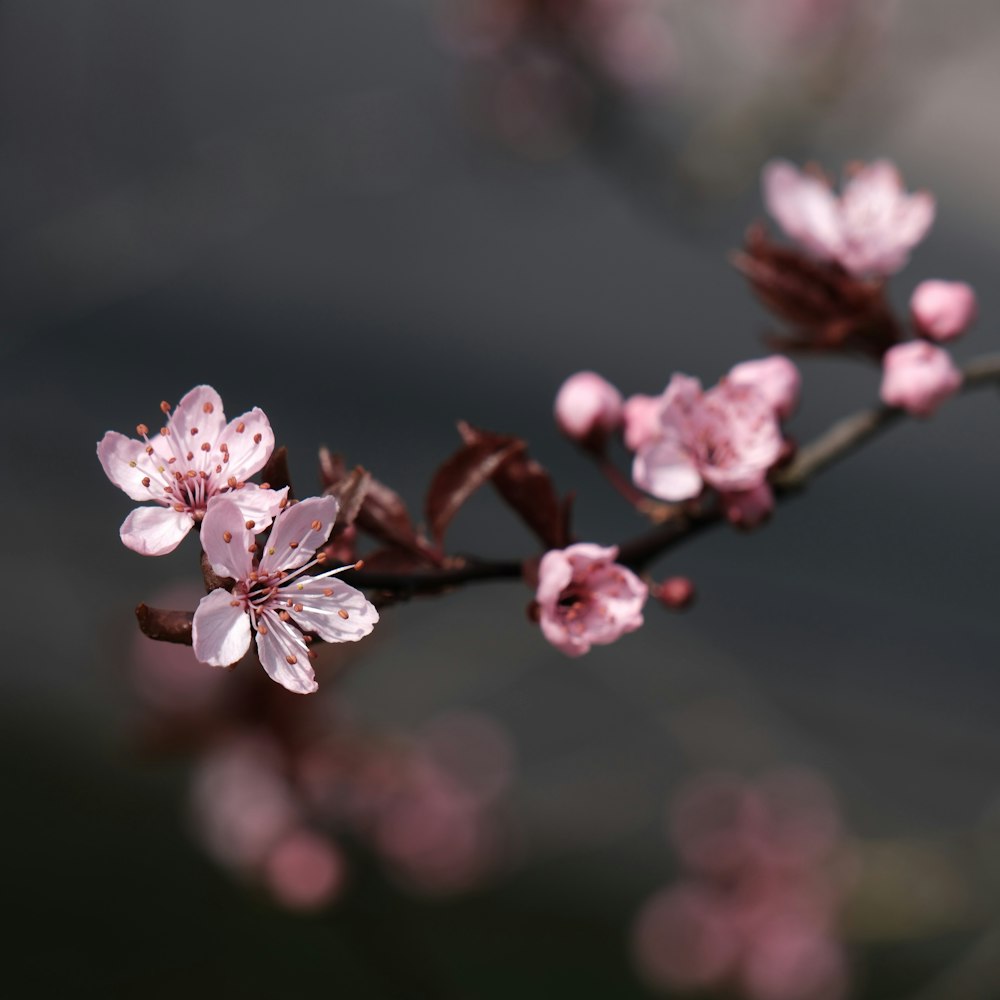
[200,497,254,580]
[259,495,339,575]
[633,441,702,501]
[226,484,290,532]
[255,610,317,694]
[896,190,936,247]
[192,588,252,666]
[286,578,379,643]
[218,407,275,481]
[539,614,589,657]
[98,431,158,501]
[168,385,227,445]
[762,160,840,261]
[727,356,801,420]
[535,549,575,607]
[120,505,195,555]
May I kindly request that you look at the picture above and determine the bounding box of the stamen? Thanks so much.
[136,423,148,436]
[190,427,199,436]
[286,599,293,607]
[160,401,171,414]
[294,603,303,613]
[315,552,327,564]
[324,589,333,597]
[279,611,291,622]
[203,401,214,414]
[227,476,238,489]
[311,520,322,531]
[219,442,229,453]
[141,477,151,487]
[236,421,246,433]
[200,442,211,451]
[279,497,289,509]
[146,445,154,455]
[258,624,268,635]
[289,541,299,549]
[159,427,169,436]
[260,482,270,490]
[245,520,255,530]
[338,609,350,620]
[229,600,240,608]
[285,654,297,665]
[223,531,232,543]
[248,543,257,553]
[268,547,276,556]
[186,451,194,461]
[253,433,262,444]
[128,460,137,468]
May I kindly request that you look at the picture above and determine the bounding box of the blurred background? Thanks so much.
[4,1,1000,996]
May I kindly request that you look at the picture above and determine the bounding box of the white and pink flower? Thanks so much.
[763,159,935,278]
[192,494,379,694]
[632,374,783,503]
[554,370,624,446]
[910,280,977,342]
[880,341,962,417]
[98,385,288,556]
[535,542,647,657]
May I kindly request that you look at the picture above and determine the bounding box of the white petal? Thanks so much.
[633,443,702,501]
[120,506,194,556]
[193,589,252,666]
[286,578,379,643]
[260,496,339,574]
[218,408,274,481]
[228,484,289,532]
[200,497,254,580]
[98,431,158,501]
[255,610,317,694]
[169,385,227,445]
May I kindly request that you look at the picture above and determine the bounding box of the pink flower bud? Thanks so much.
[655,576,696,610]
[727,356,801,420]
[880,341,962,417]
[910,280,977,342]
[554,372,623,446]
[721,484,775,530]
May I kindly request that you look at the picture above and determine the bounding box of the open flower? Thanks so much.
[633,375,783,502]
[535,543,647,657]
[98,385,288,556]
[192,495,379,694]
[763,159,935,277]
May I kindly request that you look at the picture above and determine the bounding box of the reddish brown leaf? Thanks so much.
[425,428,525,545]
[260,445,293,498]
[324,466,371,532]
[135,604,194,645]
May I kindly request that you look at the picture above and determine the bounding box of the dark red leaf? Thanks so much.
[135,604,194,645]
[425,426,525,545]
[260,445,293,498]
[324,466,371,532]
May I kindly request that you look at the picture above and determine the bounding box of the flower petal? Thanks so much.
[193,588,252,666]
[98,431,159,501]
[259,495,339,575]
[201,497,254,580]
[255,610,317,694]
[763,160,841,261]
[285,578,379,643]
[227,484,290,532]
[120,505,195,555]
[633,441,702,501]
[218,407,275,481]
[169,385,227,445]
[535,549,574,607]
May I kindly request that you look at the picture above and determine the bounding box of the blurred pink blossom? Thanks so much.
[763,159,935,278]
[728,356,801,421]
[910,280,977,342]
[632,374,783,502]
[721,484,775,529]
[880,341,962,417]
[263,829,347,911]
[554,371,623,446]
[193,495,378,694]
[535,542,647,656]
[622,392,662,451]
[97,384,288,556]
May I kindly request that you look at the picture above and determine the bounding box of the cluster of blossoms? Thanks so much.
[632,771,854,1000]
[756,159,974,417]
[99,386,379,694]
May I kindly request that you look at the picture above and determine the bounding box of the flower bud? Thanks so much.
[910,280,977,342]
[880,341,962,417]
[721,484,775,530]
[554,372,623,448]
[654,576,695,610]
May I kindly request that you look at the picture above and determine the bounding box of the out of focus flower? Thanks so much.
[554,371,623,448]
[763,159,934,278]
[263,829,347,911]
[623,392,663,451]
[535,542,647,656]
[879,341,962,417]
[98,385,288,556]
[728,356,801,421]
[192,495,378,694]
[721,483,775,529]
[910,280,977,342]
[632,374,783,502]
[633,769,852,1000]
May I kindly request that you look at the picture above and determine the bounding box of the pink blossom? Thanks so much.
[763,159,935,277]
[623,392,663,451]
[98,385,288,556]
[880,341,962,417]
[728,356,801,421]
[554,371,623,445]
[633,375,783,502]
[910,280,977,342]
[535,542,647,657]
[192,495,379,694]
[263,829,347,911]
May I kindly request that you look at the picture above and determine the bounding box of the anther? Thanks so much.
[315,552,327,564]
[146,445,154,455]
[279,497,289,509]
[294,603,303,613]
[257,624,268,636]
[268,547,276,556]
[186,451,194,461]
[141,477,151,488]
[259,482,270,490]
[173,504,185,512]
[190,427,199,436]
[253,433,262,444]
[227,476,238,489]
[248,543,257,553]
[338,609,350,620]
[245,520,255,530]
[200,442,211,451]
[286,599,293,607]
[285,654,297,665]
[279,611,291,622]
[229,600,240,608]
[160,401,171,414]
[186,469,196,479]
[310,520,322,531]
[354,560,365,571]
[307,649,317,660]
[324,588,333,597]
[128,460,137,468]
[136,423,148,436]
[215,465,222,473]
[223,531,232,543]
[289,541,299,549]
[202,401,214,414]
[159,427,169,436]
[236,421,245,433]
[219,442,228,453]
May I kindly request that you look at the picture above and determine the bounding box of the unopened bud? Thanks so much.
[910,280,977,342]
[880,341,962,417]
[727,355,801,420]
[554,372,623,448]
[655,577,695,610]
